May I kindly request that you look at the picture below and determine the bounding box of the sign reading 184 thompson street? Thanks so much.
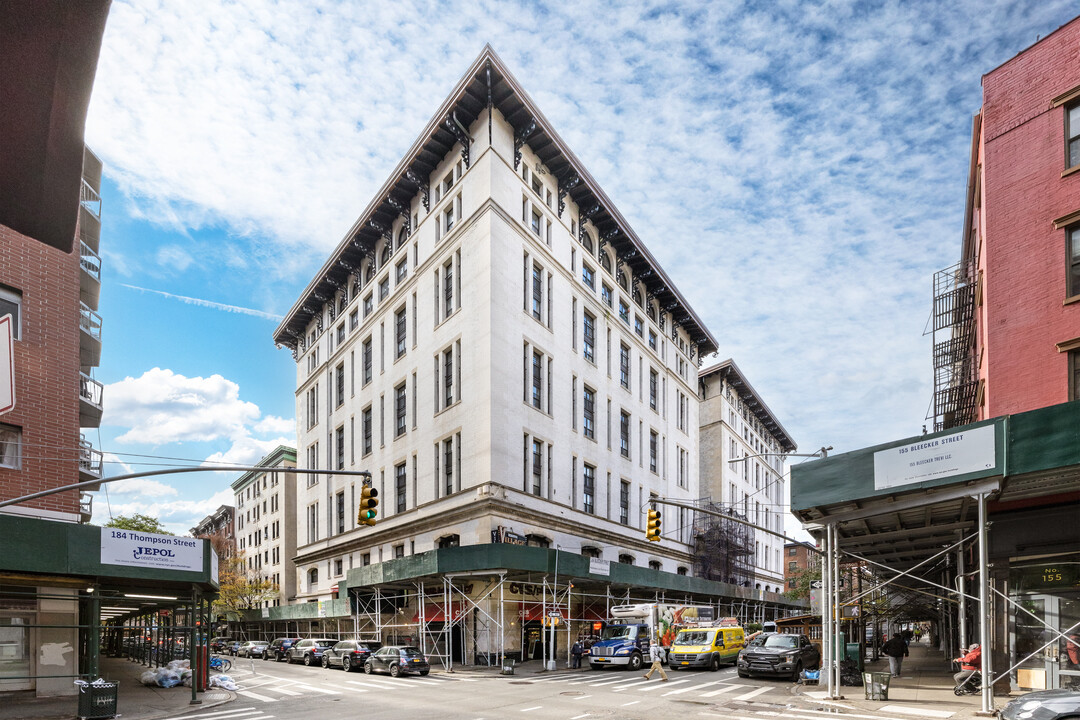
[101,529,204,572]
[873,424,996,491]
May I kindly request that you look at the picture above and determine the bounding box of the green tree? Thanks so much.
[104,513,172,535]
[784,566,821,600]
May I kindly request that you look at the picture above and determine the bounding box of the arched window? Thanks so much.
[437,534,460,548]
[365,262,375,283]
[600,251,612,273]
[676,566,688,576]
[647,301,656,321]
[526,534,551,548]
[380,242,391,266]
[582,232,594,254]
[397,226,409,252]
[648,560,662,571]
[308,568,319,590]
[618,554,634,565]
[632,287,643,307]
[617,269,628,291]
[580,546,601,559]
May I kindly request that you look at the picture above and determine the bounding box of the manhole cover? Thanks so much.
[560,691,585,696]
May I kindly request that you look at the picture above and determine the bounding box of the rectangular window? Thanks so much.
[583,311,596,363]
[620,344,631,389]
[336,322,345,345]
[396,463,407,513]
[336,491,345,534]
[0,286,21,340]
[394,544,405,559]
[396,259,407,283]
[531,174,543,196]
[306,386,318,429]
[306,442,318,486]
[336,362,345,407]
[620,411,630,458]
[362,338,373,385]
[583,386,596,439]
[0,423,21,469]
[444,348,454,407]
[379,277,390,301]
[1071,350,1080,401]
[444,259,454,318]
[602,284,613,308]
[336,425,345,470]
[649,330,657,351]
[532,351,543,409]
[583,464,595,515]
[395,307,407,357]
[362,407,372,455]
[650,431,658,473]
[363,293,373,318]
[1069,102,1080,169]
[531,439,543,496]
[634,316,643,337]
[394,384,407,437]
[531,264,543,320]
[531,208,542,235]
[649,369,658,410]
[619,300,629,324]
[582,264,595,289]
[1070,227,1080,298]
[444,438,454,495]
[444,205,455,233]
[349,309,359,330]
[619,481,630,525]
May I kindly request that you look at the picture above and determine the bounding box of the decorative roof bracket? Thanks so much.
[368,219,392,244]
[513,117,537,171]
[405,168,430,211]
[557,172,580,218]
[445,112,472,169]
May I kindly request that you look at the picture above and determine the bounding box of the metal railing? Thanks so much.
[80,179,101,218]
[80,241,101,282]
[79,373,104,409]
[79,304,102,342]
[79,437,103,478]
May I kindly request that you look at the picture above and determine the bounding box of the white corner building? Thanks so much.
[274,48,719,604]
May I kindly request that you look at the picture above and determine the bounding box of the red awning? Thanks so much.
[413,602,465,623]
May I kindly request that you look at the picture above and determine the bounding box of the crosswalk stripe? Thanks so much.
[792,709,918,720]
[520,707,543,712]
[157,708,265,720]
[291,683,342,695]
[636,678,692,692]
[699,684,745,697]
[733,686,771,701]
[263,686,302,696]
[575,677,628,686]
[347,679,399,689]
[877,706,955,719]
[236,690,277,703]
[663,679,729,696]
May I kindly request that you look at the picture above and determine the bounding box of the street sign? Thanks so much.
[810,580,823,589]
[547,610,562,618]
[0,314,13,415]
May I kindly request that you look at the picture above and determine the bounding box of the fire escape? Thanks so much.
[928,260,978,431]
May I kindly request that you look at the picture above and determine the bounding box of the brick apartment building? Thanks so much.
[783,541,819,593]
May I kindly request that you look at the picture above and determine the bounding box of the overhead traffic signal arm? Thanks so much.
[358,484,379,526]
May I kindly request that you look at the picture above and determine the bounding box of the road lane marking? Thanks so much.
[571,695,591,700]
[733,686,771,701]
[291,683,341,694]
[571,715,590,719]
[636,678,691,692]
[699,684,744,697]
[236,690,277,703]
[346,678,399,689]
[622,700,640,706]
[519,707,543,712]
[157,709,264,720]
[663,679,730,696]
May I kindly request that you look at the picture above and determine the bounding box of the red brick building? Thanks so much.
[783,541,819,592]
[931,16,1080,429]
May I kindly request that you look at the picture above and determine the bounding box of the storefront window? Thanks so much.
[1009,554,1080,691]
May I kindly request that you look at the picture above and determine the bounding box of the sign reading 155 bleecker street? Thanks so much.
[873,424,996,491]
[101,529,204,572]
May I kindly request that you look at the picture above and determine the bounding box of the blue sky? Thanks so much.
[83,0,1079,535]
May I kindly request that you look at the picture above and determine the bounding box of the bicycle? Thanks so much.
[209,654,232,673]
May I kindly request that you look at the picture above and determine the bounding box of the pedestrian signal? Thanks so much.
[358,485,379,526]
[646,508,662,542]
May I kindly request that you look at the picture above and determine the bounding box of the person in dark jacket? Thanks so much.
[882,632,909,677]
[571,640,583,669]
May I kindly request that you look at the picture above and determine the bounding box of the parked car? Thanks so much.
[209,637,232,653]
[287,638,339,666]
[237,640,269,658]
[266,637,303,662]
[737,633,820,680]
[226,640,242,656]
[1000,689,1080,720]
[364,645,430,677]
[322,640,383,671]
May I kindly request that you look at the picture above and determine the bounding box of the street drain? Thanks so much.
[560,691,585,696]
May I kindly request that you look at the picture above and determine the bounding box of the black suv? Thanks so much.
[266,637,303,662]
[287,638,338,666]
[322,640,383,672]
[737,633,820,680]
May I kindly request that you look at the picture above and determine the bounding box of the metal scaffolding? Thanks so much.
[691,500,755,588]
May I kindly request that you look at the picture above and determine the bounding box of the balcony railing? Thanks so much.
[79,436,103,479]
[80,241,101,283]
[80,492,94,522]
[80,179,101,219]
[79,304,102,342]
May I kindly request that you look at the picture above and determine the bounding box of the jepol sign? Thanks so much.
[101,529,204,572]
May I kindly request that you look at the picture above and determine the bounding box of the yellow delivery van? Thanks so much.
[668,624,745,671]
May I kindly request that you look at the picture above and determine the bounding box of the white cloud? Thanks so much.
[253,415,295,435]
[203,435,294,468]
[92,488,236,536]
[103,367,261,445]
[106,477,179,498]
[84,0,1080,461]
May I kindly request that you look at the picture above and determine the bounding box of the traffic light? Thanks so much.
[358,484,379,526]
[646,507,662,542]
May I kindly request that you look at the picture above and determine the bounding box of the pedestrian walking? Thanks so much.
[571,640,583,669]
[882,632,908,677]
[642,642,667,681]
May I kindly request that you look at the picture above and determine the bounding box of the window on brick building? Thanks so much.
[0,286,21,340]
[0,423,21,469]
[1069,227,1080,298]
[1068,102,1080,169]
[1071,350,1080,401]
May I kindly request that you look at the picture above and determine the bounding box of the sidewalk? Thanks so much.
[796,640,987,718]
[0,657,234,720]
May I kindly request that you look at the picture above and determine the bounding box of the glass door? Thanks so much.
[0,615,33,691]
[1053,593,1080,690]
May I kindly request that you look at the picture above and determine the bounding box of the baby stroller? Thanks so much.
[952,662,982,696]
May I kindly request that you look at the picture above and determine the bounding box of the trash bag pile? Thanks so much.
[839,659,864,686]
[208,674,238,691]
[139,659,191,688]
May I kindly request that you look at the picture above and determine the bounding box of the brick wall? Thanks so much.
[0,222,82,516]
[979,16,1080,416]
